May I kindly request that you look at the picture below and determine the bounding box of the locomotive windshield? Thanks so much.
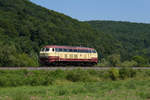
[92,50,97,53]
[45,48,49,52]
[41,48,45,52]
[41,48,50,52]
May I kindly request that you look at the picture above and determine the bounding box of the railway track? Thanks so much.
[0,67,150,70]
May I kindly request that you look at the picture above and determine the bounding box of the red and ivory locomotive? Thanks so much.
[39,45,98,66]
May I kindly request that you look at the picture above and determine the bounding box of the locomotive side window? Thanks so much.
[55,48,59,52]
[82,50,85,53]
[74,49,77,52]
[92,50,94,53]
[85,50,88,53]
[52,48,96,53]
[67,49,70,52]
[59,48,63,52]
[78,49,81,52]
[82,50,86,53]
[80,50,83,53]
[77,49,93,53]
[69,49,73,52]
[55,48,66,52]
[64,49,67,52]
[88,50,91,53]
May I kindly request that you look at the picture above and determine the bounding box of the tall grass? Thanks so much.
[0,68,150,87]
[1,80,150,100]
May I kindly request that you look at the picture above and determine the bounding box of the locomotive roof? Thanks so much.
[44,45,95,50]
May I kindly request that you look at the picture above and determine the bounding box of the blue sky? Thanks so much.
[30,0,150,23]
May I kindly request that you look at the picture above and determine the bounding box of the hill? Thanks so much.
[87,21,150,62]
[0,0,119,66]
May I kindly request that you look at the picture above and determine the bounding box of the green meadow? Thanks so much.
[0,68,150,100]
[0,80,150,100]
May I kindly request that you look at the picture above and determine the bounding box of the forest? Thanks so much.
[0,0,150,67]
[87,21,150,66]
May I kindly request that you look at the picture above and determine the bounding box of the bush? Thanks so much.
[132,56,148,67]
[108,68,119,80]
[66,69,96,82]
[0,71,25,87]
[119,67,136,79]
[11,53,39,67]
[0,43,39,67]
[120,60,137,67]
[97,58,110,67]
[107,54,121,67]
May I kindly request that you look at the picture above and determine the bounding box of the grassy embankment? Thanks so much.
[0,68,150,100]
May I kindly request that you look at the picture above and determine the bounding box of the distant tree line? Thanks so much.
[87,21,150,67]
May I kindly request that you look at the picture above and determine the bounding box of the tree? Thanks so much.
[107,54,121,67]
[132,56,148,67]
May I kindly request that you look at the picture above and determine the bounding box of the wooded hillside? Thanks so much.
[87,21,150,66]
[0,0,119,66]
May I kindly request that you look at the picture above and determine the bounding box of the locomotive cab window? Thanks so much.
[52,48,55,52]
[92,50,96,53]
[45,48,50,52]
[41,48,45,52]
